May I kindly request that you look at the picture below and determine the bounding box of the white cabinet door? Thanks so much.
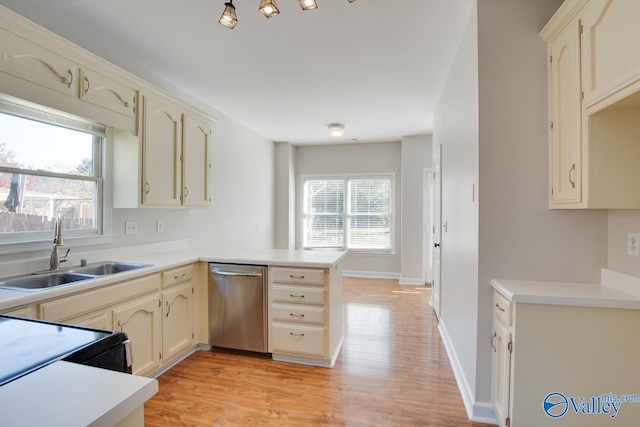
[549,18,582,206]
[492,319,512,427]
[79,67,138,132]
[114,294,162,376]
[581,0,640,106]
[162,282,194,363]
[0,28,77,99]
[142,93,183,207]
[182,114,211,207]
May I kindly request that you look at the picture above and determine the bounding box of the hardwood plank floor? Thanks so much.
[145,277,492,426]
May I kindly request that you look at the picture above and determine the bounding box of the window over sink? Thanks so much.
[302,174,394,253]
[0,97,104,244]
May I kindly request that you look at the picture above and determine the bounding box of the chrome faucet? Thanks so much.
[50,217,70,270]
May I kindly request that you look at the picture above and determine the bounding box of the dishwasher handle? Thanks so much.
[211,268,263,278]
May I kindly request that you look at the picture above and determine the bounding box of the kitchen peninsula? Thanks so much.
[0,245,347,370]
[0,245,346,426]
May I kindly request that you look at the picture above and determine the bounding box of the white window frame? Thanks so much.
[0,96,112,254]
[301,173,395,254]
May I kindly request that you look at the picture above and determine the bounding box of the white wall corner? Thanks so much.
[438,319,498,425]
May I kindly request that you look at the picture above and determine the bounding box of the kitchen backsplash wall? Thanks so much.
[608,210,640,277]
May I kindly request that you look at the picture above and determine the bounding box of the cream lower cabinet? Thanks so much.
[491,289,640,426]
[113,293,162,376]
[161,264,196,364]
[39,273,162,376]
[491,291,513,427]
[0,305,36,319]
[268,265,344,367]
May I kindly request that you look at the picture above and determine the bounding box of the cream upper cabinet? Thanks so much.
[113,293,162,377]
[581,0,640,107]
[541,0,640,209]
[114,91,214,209]
[182,113,212,207]
[0,27,77,99]
[79,67,138,132]
[0,27,138,133]
[141,92,183,207]
[548,18,582,206]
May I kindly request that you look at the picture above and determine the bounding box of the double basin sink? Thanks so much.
[0,262,151,292]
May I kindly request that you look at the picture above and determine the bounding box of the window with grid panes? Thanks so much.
[302,175,393,252]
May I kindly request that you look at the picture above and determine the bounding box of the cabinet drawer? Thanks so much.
[493,291,512,326]
[272,285,325,305]
[163,264,193,288]
[272,304,325,325]
[271,267,324,285]
[272,323,326,358]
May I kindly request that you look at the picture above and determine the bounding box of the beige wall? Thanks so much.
[608,210,640,276]
[435,0,609,421]
[433,1,480,414]
[400,135,433,284]
[295,142,402,276]
[274,142,296,250]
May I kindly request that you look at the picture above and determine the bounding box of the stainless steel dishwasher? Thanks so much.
[208,263,268,353]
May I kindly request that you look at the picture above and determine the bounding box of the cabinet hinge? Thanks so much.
[549,55,552,64]
[506,417,511,427]
[192,332,195,339]
[580,24,583,34]
[192,287,195,294]
[581,91,584,100]
[507,341,513,353]
[550,121,554,130]
[159,352,162,360]
[158,299,161,308]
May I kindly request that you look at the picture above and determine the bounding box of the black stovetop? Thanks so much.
[0,315,114,386]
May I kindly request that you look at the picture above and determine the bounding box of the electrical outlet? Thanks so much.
[156,220,164,233]
[628,232,640,256]
[125,221,138,235]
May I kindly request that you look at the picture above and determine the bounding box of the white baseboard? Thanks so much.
[399,276,425,285]
[343,270,400,279]
[438,320,498,425]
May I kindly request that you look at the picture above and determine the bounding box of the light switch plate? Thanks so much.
[627,232,640,256]
[125,221,138,235]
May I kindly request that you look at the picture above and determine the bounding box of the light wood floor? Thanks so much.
[145,277,492,426]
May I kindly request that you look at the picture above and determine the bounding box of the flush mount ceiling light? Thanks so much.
[218,1,238,29]
[219,0,356,29]
[328,123,345,137]
[259,0,280,18]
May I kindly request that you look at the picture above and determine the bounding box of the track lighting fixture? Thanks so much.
[218,1,238,29]
[219,0,356,29]
[299,0,318,11]
[259,0,280,18]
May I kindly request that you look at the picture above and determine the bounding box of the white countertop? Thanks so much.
[0,246,347,311]
[0,361,158,427]
[491,269,640,310]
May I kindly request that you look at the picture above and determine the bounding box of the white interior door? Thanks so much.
[431,145,442,319]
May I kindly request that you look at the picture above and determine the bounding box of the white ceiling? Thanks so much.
[0,0,474,145]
